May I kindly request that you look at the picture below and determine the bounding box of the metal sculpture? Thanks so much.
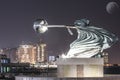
[33,19,118,58]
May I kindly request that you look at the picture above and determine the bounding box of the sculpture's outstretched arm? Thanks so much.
[44,25,76,35]
[33,19,76,35]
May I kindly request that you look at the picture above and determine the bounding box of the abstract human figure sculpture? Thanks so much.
[33,19,118,58]
[65,19,118,58]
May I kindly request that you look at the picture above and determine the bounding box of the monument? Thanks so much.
[33,19,118,78]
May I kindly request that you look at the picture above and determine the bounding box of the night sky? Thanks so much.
[0,0,120,63]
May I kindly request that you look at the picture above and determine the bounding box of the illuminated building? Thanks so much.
[16,41,47,64]
[48,56,56,65]
[0,49,3,54]
[1,48,17,63]
[102,52,109,64]
[49,56,55,62]
[17,44,36,64]
[0,54,10,73]
[93,52,109,65]
[36,42,47,63]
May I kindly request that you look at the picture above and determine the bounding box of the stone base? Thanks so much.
[56,58,103,78]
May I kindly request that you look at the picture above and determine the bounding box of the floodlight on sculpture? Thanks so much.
[33,19,118,58]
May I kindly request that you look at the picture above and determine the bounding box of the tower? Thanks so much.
[36,41,47,63]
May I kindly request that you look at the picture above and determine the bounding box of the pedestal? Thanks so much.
[56,58,103,78]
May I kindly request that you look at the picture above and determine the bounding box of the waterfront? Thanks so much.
[1,72,120,80]
[15,75,120,80]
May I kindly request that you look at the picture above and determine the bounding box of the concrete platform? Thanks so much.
[56,58,104,78]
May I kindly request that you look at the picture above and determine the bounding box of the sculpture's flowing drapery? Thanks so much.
[66,19,118,58]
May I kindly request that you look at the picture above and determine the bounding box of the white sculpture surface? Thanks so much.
[33,19,118,58]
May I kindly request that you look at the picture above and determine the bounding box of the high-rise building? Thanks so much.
[16,41,47,64]
[102,52,109,64]
[17,44,37,64]
[36,42,47,63]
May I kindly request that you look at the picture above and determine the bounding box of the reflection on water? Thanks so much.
[15,75,120,80]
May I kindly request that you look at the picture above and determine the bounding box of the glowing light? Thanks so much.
[38,25,48,33]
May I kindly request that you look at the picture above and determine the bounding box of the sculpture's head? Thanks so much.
[33,19,48,33]
[74,19,90,27]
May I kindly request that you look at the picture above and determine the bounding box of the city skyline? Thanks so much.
[0,0,119,63]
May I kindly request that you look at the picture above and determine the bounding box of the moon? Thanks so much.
[106,2,119,14]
